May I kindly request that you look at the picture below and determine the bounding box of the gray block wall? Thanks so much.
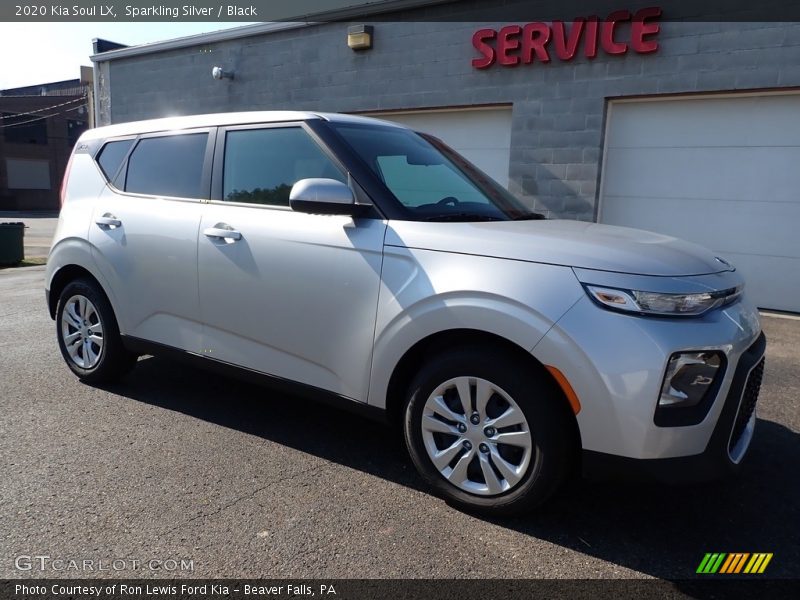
[96,14,800,220]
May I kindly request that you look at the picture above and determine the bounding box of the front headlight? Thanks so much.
[584,285,742,317]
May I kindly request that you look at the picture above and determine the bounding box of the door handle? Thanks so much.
[95,214,121,229]
[203,225,242,241]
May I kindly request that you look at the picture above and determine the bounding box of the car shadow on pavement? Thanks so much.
[498,418,799,580]
[105,355,800,581]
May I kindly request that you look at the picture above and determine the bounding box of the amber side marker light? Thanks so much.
[545,365,582,415]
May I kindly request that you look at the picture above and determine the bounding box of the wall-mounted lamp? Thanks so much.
[211,66,234,80]
[347,25,374,51]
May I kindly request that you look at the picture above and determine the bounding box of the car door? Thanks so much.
[197,123,386,401]
[89,130,213,352]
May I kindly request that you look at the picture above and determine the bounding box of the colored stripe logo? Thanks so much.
[697,553,773,574]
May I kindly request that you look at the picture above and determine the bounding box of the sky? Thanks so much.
[0,22,259,89]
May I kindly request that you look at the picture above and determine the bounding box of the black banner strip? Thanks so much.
[3,0,800,23]
[2,579,800,600]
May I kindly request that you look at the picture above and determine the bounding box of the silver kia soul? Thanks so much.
[47,111,766,515]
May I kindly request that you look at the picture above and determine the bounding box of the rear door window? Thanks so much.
[125,133,208,199]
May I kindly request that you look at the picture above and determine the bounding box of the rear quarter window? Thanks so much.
[96,139,134,181]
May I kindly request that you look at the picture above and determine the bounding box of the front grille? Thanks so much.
[728,357,765,453]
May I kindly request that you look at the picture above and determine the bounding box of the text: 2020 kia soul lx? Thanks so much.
[46,112,765,515]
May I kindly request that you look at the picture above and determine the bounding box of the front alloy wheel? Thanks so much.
[404,347,575,516]
[420,376,533,495]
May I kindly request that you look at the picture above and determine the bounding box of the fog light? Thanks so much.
[659,352,723,408]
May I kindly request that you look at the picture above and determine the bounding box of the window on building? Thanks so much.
[2,113,48,144]
[67,119,88,148]
[223,127,345,206]
[125,133,208,199]
[96,139,134,181]
[5,158,51,189]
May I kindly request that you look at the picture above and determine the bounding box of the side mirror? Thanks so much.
[289,178,367,216]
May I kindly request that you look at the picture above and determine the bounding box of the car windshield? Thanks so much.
[329,122,544,222]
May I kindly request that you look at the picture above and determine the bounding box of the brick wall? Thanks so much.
[0,95,88,211]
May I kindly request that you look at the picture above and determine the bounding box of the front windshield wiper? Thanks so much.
[422,213,505,222]
[512,212,547,220]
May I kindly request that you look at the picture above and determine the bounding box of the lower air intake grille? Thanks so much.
[729,358,765,453]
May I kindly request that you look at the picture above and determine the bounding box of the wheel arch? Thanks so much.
[47,236,118,320]
[48,264,111,320]
[383,328,581,447]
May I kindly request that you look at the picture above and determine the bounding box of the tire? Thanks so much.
[55,278,137,384]
[403,346,576,516]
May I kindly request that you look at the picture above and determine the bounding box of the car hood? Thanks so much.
[385,219,732,277]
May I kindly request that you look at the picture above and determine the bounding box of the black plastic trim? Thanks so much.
[120,336,388,425]
[653,351,727,427]
[583,331,767,483]
[289,198,372,216]
[76,137,103,157]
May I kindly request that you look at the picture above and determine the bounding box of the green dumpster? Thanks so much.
[0,222,25,266]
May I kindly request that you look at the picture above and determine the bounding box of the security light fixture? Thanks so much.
[212,66,234,80]
[347,25,373,50]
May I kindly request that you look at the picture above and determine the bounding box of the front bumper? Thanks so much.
[582,331,766,482]
[532,288,763,463]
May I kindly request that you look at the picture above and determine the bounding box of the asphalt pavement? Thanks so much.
[1,267,798,579]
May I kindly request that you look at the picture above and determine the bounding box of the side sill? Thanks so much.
[121,335,389,425]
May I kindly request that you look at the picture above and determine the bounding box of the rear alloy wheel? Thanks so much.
[56,278,137,384]
[61,294,105,370]
[404,347,575,516]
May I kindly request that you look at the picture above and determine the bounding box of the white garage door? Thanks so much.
[368,107,512,187]
[600,94,800,313]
